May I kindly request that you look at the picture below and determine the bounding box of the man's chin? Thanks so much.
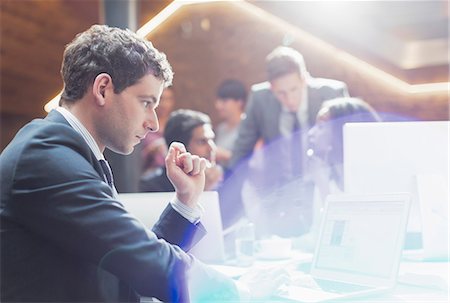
[108,145,134,156]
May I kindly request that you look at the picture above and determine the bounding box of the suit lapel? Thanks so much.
[268,93,282,139]
[307,85,322,126]
[45,110,105,183]
[45,109,71,125]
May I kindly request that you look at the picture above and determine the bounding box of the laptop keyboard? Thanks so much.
[314,278,372,294]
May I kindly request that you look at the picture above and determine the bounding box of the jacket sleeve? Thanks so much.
[152,204,207,252]
[8,126,205,301]
[227,88,262,170]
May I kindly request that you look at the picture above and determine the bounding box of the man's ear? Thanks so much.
[92,73,112,106]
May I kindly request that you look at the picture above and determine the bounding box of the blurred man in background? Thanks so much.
[140,109,223,193]
[225,46,349,237]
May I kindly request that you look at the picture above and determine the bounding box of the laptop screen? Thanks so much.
[314,199,408,279]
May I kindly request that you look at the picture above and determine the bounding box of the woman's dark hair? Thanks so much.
[216,79,247,103]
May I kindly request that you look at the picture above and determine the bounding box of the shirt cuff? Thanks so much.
[170,196,204,224]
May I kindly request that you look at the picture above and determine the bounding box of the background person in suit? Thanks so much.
[222,46,350,237]
[228,45,350,182]
[140,109,223,193]
[0,24,283,302]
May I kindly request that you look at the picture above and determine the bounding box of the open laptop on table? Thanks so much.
[278,193,411,302]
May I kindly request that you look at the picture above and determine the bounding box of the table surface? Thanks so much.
[211,252,449,302]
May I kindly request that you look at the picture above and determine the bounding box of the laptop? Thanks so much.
[118,191,226,263]
[343,121,449,260]
[278,193,411,302]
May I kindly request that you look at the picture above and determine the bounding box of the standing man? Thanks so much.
[226,46,349,237]
[0,25,281,302]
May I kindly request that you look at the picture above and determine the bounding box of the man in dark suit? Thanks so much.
[221,46,349,236]
[0,25,281,302]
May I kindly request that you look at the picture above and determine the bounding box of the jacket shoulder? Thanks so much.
[251,81,271,92]
[308,77,347,91]
[248,81,279,109]
[1,116,99,194]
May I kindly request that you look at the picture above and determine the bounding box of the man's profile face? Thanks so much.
[101,73,164,155]
[187,124,216,163]
[270,72,305,112]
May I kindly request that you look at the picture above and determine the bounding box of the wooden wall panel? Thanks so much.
[0,0,101,149]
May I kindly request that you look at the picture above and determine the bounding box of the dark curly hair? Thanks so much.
[60,24,173,103]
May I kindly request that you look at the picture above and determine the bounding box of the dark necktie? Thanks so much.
[291,113,303,177]
[99,159,114,188]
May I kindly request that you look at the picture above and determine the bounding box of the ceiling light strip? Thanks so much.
[233,0,449,95]
[45,0,448,112]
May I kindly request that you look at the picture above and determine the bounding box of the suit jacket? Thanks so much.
[228,78,349,170]
[0,110,236,302]
[219,78,348,232]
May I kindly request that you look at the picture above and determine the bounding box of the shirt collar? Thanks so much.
[280,86,309,126]
[56,107,104,161]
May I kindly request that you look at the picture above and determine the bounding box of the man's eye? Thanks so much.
[143,101,151,108]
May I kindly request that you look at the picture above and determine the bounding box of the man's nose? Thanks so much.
[145,111,159,132]
[286,93,297,106]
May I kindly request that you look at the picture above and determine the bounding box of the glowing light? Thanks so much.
[231,1,449,95]
[45,0,449,112]
[137,0,222,37]
[45,0,219,112]
[136,1,183,38]
[44,92,62,113]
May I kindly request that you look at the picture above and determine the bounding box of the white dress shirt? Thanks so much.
[55,107,202,223]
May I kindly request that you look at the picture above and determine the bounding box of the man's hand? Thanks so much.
[165,142,207,208]
[238,265,290,299]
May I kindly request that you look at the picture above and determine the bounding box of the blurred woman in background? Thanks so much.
[301,97,381,249]
[307,97,381,200]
